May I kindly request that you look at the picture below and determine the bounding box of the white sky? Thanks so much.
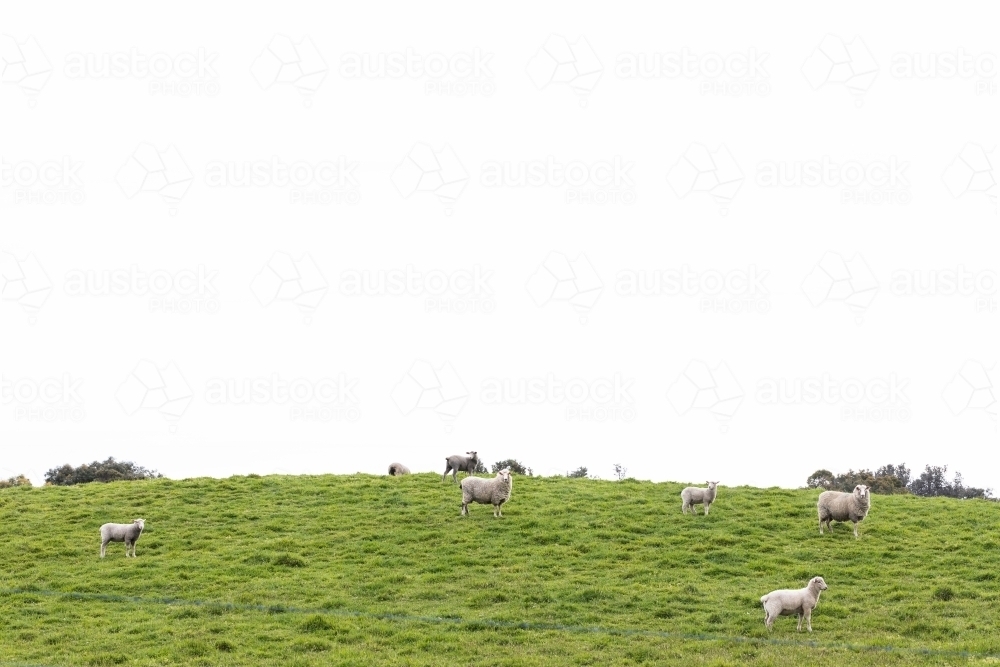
[1,2,997,490]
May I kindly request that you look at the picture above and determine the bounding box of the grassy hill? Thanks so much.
[0,473,998,666]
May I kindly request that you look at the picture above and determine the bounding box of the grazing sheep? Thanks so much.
[388,462,410,476]
[443,451,480,483]
[818,484,871,539]
[100,518,145,558]
[761,576,828,632]
[460,467,512,517]
[680,481,719,515]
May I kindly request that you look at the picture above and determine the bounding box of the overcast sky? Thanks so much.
[2,3,996,491]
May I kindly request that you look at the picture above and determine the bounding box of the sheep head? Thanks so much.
[466,451,478,461]
[853,484,870,501]
[496,467,511,484]
[707,481,719,491]
[809,576,828,591]
[134,519,145,529]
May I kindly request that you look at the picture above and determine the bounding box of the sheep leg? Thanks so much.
[100,541,107,558]
[853,522,859,539]
[796,611,803,631]
[681,502,687,514]
[805,607,813,632]
[704,502,711,516]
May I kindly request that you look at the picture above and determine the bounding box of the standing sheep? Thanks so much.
[443,451,480,483]
[460,467,512,517]
[100,518,145,558]
[680,481,719,515]
[387,463,410,476]
[818,484,871,539]
[761,576,828,632]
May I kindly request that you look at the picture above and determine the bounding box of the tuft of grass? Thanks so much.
[0,473,998,665]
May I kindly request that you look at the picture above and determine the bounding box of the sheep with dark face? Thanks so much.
[818,484,871,539]
[443,451,479,483]
[388,463,410,476]
[100,518,145,558]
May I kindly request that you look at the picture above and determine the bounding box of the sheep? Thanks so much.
[443,451,480,483]
[100,518,145,558]
[460,467,512,517]
[680,481,719,515]
[818,484,871,539]
[388,462,410,476]
[761,576,828,632]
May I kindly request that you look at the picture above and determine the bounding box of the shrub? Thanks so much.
[491,459,532,476]
[806,463,909,495]
[44,458,162,486]
[908,465,992,500]
[0,475,32,489]
[567,466,589,478]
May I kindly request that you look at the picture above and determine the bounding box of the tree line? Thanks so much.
[806,463,992,500]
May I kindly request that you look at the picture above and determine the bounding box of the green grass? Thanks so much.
[1,474,999,666]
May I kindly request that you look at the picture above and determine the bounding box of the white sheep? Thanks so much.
[818,484,871,539]
[460,468,512,517]
[100,518,145,558]
[680,481,719,515]
[388,463,410,476]
[443,451,480,483]
[761,576,828,632]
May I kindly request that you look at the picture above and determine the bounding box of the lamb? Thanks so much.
[818,484,871,539]
[100,518,145,558]
[680,481,719,515]
[387,462,410,476]
[761,576,828,632]
[460,467,512,517]
[443,451,480,483]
